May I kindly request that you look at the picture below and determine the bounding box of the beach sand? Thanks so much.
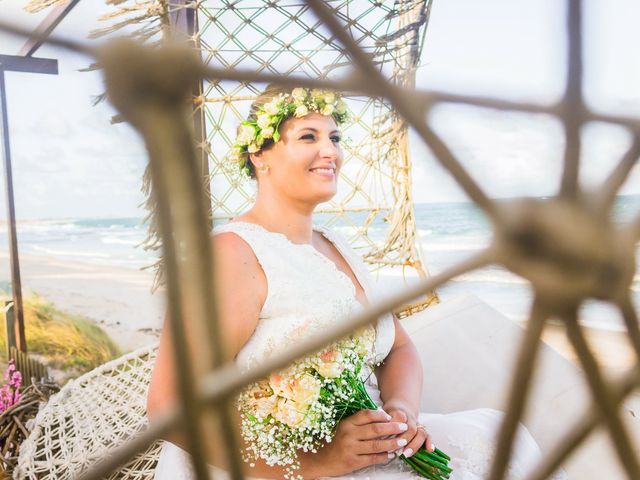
[538,320,636,377]
[0,252,164,354]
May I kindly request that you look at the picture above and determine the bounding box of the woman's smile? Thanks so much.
[309,165,337,179]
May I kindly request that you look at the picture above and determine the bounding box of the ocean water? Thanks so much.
[1,195,638,330]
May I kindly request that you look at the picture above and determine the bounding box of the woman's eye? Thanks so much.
[301,134,316,140]
[331,136,341,143]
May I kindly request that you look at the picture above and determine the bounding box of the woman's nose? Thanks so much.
[319,137,339,158]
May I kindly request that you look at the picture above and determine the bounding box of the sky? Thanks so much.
[0,0,639,219]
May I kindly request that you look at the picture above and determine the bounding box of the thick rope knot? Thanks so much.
[98,38,201,127]
[493,198,636,307]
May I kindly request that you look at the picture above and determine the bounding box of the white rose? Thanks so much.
[254,395,277,419]
[261,126,274,138]
[335,99,347,114]
[264,101,280,115]
[321,104,334,116]
[317,361,344,379]
[323,92,335,104]
[289,373,322,407]
[314,348,345,379]
[294,105,309,117]
[247,142,259,153]
[236,124,255,146]
[311,88,324,98]
[291,88,307,101]
[273,398,306,427]
[257,113,271,129]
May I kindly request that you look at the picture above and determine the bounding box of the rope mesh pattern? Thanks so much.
[197,0,438,312]
[14,345,161,479]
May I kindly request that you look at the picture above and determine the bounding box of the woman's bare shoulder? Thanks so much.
[211,230,264,283]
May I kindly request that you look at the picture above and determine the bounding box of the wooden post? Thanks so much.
[0,55,58,354]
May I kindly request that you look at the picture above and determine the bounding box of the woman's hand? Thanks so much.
[383,402,434,459]
[312,408,410,477]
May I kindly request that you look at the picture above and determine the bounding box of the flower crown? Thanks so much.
[232,88,349,177]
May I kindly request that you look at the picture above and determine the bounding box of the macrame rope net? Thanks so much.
[198,0,438,315]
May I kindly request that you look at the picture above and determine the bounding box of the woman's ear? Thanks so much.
[250,150,270,175]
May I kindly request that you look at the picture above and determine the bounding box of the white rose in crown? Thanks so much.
[261,126,274,139]
[264,100,280,116]
[247,142,260,153]
[237,124,255,146]
[321,104,334,116]
[291,88,307,101]
[257,113,271,129]
[294,105,309,117]
[323,92,335,104]
[335,99,347,115]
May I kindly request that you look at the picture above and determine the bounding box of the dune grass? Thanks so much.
[0,292,121,374]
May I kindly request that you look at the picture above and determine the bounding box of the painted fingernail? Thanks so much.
[397,438,407,447]
[398,423,408,432]
[429,443,436,452]
[388,452,395,459]
[403,448,414,458]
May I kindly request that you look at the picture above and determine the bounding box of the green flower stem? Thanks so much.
[412,449,452,473]
[403,456,445,480]
[402,456,441,479]
[413,454,452,475]
[433,447,451,461]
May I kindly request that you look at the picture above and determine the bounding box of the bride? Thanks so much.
[147,85,564,479]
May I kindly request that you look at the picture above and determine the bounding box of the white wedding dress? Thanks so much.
[154,222,567,480]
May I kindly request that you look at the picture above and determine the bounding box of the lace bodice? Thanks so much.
[211,221,396,372]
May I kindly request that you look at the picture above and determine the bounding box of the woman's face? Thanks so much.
[253,112,343,206]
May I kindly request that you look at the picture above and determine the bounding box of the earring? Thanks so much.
[257,163,270,174]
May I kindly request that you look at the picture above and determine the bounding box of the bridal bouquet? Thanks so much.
[237,326,452,480]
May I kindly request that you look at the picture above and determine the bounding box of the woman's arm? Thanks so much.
[376,316,423,415]
[376,316,434,457]
[146,231,267,456]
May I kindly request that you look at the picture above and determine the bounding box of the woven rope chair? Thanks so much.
[14,1,436,477]
[15,345,161,479]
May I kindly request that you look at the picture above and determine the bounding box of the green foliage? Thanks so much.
[0,292,121,373]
